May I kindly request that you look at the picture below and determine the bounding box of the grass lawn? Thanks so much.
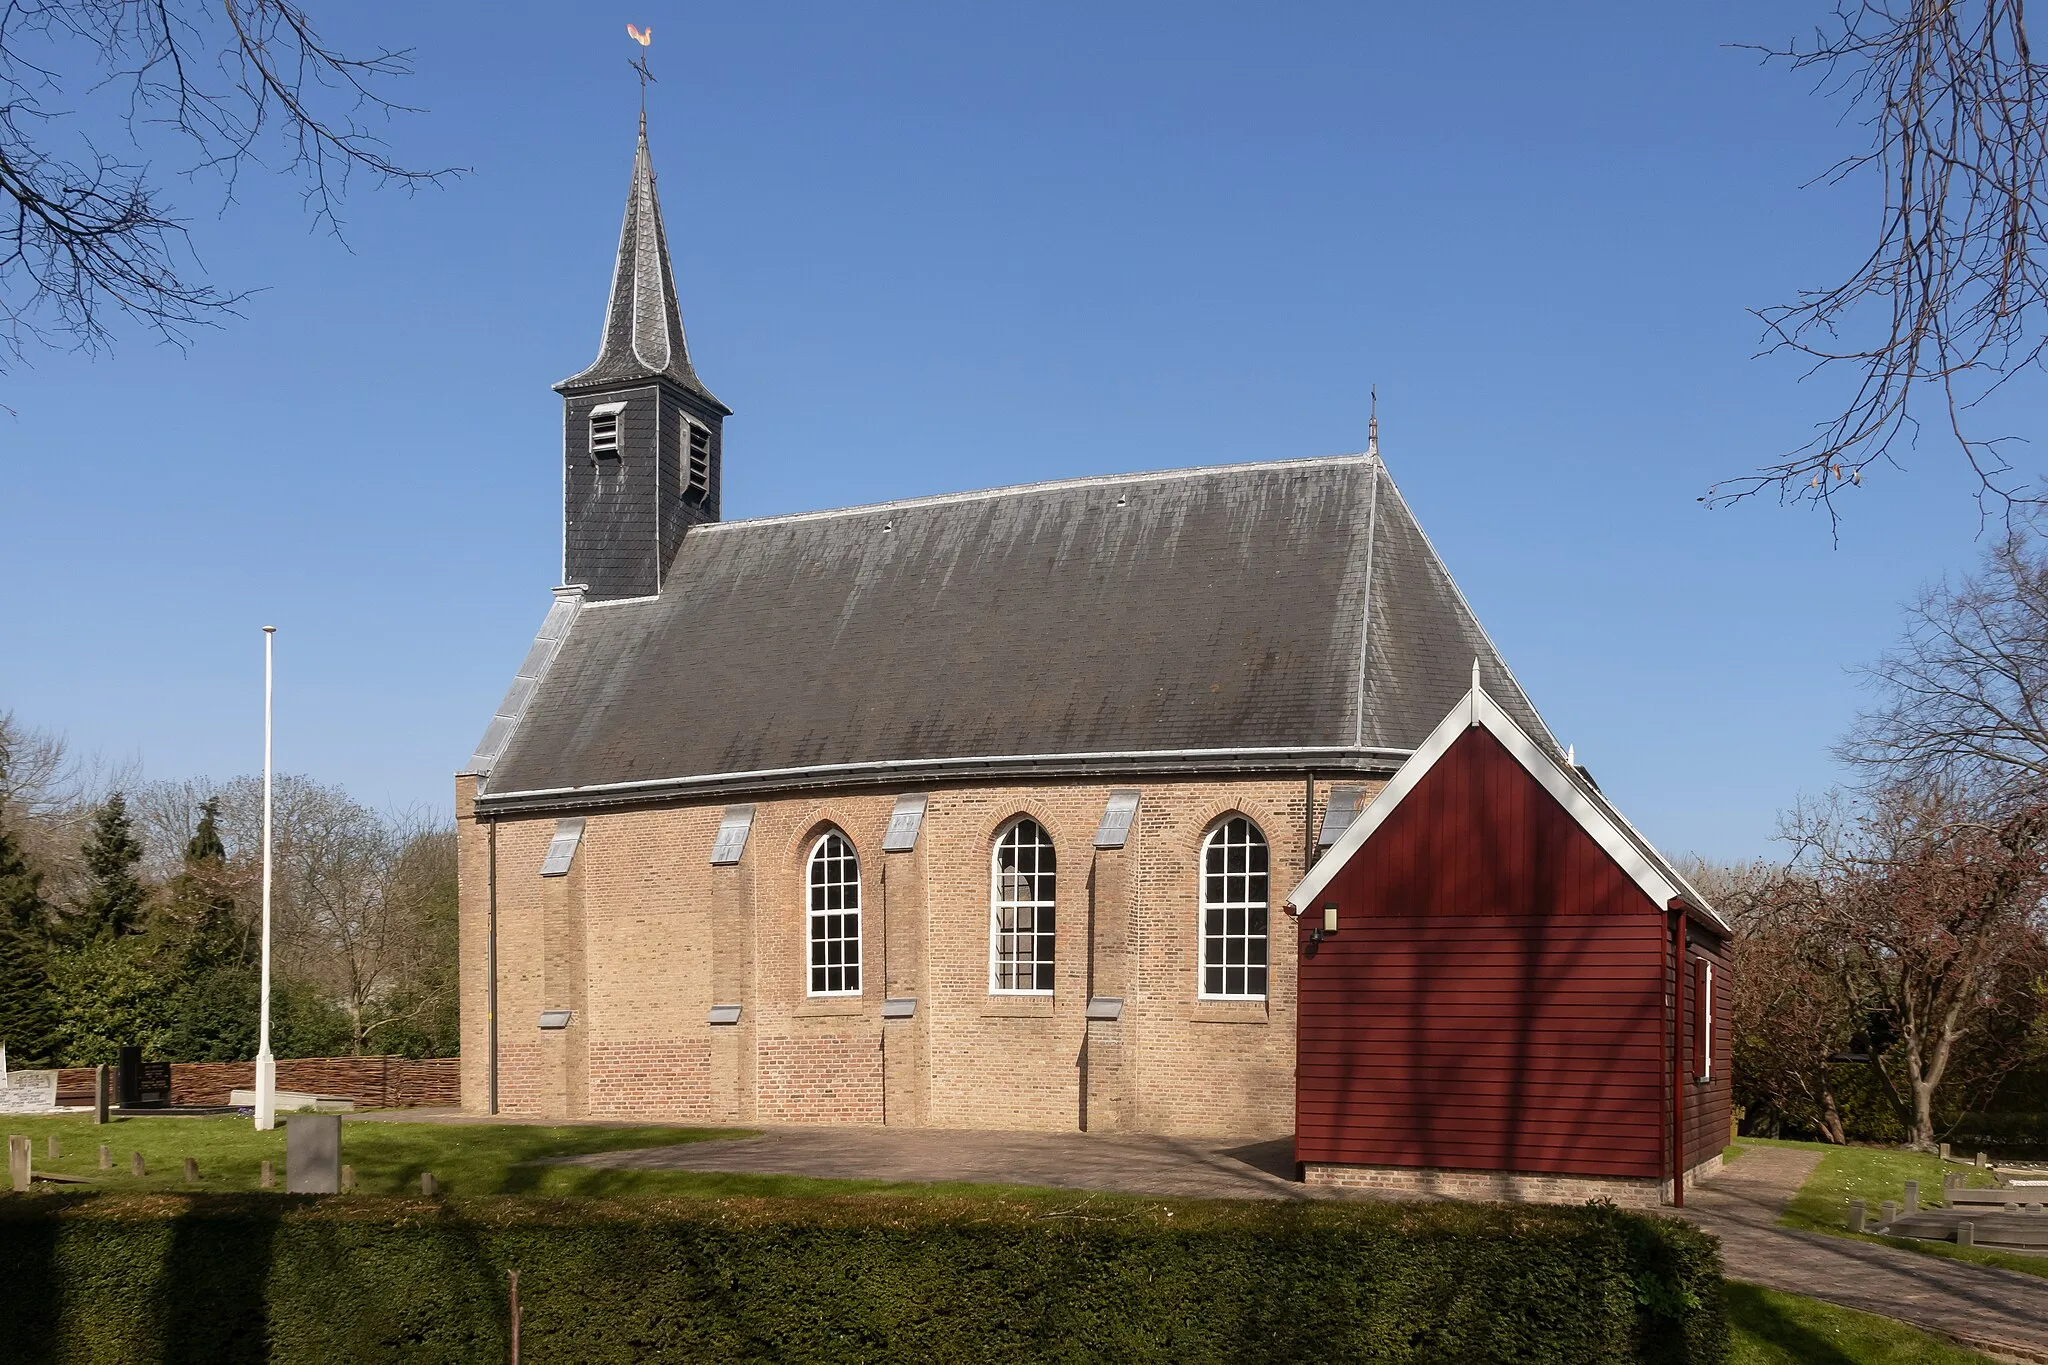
[1734,1136,2048,1280]
[0,1114,1051,1200]
[1726,1282,1995,1364]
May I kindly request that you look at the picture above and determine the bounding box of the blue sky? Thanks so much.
[1,2,2031,860]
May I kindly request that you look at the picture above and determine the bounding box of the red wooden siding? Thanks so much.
[1296,725,1671,1180]
[1680,935,1733,1173]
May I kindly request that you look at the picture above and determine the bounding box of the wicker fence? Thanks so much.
[52,1057,458,1110]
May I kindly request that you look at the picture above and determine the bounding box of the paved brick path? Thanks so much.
[555,1126,1314,1200]
[1678,1146,2048,1363]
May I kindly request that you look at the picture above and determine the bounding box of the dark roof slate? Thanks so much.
[476,456,1559,805]
[556,117,725,409]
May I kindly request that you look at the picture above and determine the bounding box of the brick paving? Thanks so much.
[1677,1146,2048,1363]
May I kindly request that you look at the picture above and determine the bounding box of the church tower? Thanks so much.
[555,115,729,601]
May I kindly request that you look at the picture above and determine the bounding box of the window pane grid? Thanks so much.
[808,832,861,995]
[991,819,1057,993]
[1200,818,1268,999]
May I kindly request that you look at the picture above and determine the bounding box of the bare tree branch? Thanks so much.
[1714,2,2048,528]
[0,0,460,375]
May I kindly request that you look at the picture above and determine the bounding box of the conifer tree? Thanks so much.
[75,792,147,942]
[0,758,58,1063]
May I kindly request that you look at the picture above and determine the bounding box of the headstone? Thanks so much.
[8,1135,28,1192]
[97,1145,110,1170]
[182,1158,198,1184]
[341,1164,355,1192]
[285,1114,341,1194]
[260,1160,274,1189]
[1978,1151,1988,1169]
[0,1070,58,1114]
[117,1047,142,1108]
[134,1062,171,1108]
[130,1152,145,1177]
[1848,1199,1866,1233]
[420,1171,438,1196]
[1959,1221,1976,1248]
[45,1136,58,1160]
[1939,1142,1952,1161]
[1880,1200,1898,1225]
[1904,1180,1919,1212]
[94,1066,107,1124]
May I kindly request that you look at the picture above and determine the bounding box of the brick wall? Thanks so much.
[462,775,1378,1137]
[1303,1153,1726,1211]
[53,1058,458,1109]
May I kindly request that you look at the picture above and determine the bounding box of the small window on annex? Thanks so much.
[1200,817,1269,999]
[991,818,1056,993]
[807,831,861,996]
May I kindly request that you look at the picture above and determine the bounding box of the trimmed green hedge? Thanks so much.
[0,1193,1725,1363]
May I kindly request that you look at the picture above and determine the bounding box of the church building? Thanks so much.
[456,118,1729,1206]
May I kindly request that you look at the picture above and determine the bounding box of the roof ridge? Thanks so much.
[695,453,1375,533]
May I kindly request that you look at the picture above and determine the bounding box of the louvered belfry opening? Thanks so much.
[687,423,712,501]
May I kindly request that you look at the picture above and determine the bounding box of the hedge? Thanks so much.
[0,1193,1726,1363]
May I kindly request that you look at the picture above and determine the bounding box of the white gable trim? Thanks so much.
[1285,682,1714,926]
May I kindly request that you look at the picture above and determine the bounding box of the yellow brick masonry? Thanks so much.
[456,775,1380,1137]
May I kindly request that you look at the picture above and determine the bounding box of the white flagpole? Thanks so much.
[255,625,277,1132]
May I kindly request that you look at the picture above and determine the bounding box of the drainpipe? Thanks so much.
[1669,901,1686,1208]
[488,818,500,1116]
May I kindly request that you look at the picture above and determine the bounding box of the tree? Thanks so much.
[71,791,147,942]
[1719,2,2048,520]
[1696,860,1863,1142]
[1846,522,2048,807]
[0,751,48,937]
[1784,780,2048,1148]
[0,1,458,378]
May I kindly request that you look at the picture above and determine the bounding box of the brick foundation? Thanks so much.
[1304,1154,1724,1210]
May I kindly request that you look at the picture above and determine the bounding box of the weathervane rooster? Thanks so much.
[628,23,654,113]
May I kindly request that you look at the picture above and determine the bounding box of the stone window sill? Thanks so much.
[981,996,1056,1019]
[795,997,866,1018]
[1190,1000,1269,1024]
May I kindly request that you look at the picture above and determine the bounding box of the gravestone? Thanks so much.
[93,1066,107,1124]
[0,1070,58,1115]
[8,1135,28,1191]
[285,1114,341,1194]
[117,1047,141,1107]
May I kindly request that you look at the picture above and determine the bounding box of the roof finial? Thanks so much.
[1367,385,1379,460]
[627,23,655,124]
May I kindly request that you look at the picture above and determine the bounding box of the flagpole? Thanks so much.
[255,625,277,1132]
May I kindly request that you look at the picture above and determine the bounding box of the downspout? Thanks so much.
[1669,902,1685,1207]
[487,818,500,1116]
[879,860,888,1127]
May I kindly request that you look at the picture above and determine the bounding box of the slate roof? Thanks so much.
[555,115,726,410]
[471,454,1562,810]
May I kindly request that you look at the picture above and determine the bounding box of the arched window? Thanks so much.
[807,831,861,996]
[1200,817,1269,999]
[991,819,1057,993]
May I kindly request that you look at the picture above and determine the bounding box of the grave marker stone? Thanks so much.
[260,1160,274,1189]
[8,1135,28,1191]
[130,1152,145,1177]
[1904,1180,1919,1212]
[97,1145,109,1170]
[285,1114,341,1194]
[93,1066,107,1124]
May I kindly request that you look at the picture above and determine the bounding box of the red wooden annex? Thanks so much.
[1285,677,1731,1208]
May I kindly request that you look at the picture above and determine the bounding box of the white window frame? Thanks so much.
[989,818,1057,995]
[1199,816,1270,1000]
[806,830,862,997]
[1696,959,1714,1082]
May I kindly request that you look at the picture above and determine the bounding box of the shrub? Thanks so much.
[0,1193,1723,1364]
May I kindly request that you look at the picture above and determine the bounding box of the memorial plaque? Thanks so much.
[135,1062,171,1107]
[285,1114,341,1194]
[0,1070,58,1115]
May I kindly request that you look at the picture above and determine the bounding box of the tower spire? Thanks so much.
[556,74,724,410]
[1367,385,1379,459]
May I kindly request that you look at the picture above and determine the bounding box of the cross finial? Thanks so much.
[627,24,655,119]
[1367,385,1379,459]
